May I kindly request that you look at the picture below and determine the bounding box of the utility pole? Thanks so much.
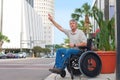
[116,0,120,80]
[0,0,3,32]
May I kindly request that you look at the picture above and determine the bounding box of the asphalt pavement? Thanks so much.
[0,58,116,80]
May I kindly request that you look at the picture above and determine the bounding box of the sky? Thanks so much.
[54,0,94,44]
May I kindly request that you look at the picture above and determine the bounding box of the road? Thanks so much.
[0,58,55,80]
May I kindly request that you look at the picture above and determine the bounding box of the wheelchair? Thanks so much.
[59,38,102,79]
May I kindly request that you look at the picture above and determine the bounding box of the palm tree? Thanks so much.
[0,32,10,51]
[71,3,93,36]
[63,38,70,48]
[64,38,70,44]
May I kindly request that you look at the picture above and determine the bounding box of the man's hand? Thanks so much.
[69,43,74,48]
[48,14,64,32]
[48,14,53,21]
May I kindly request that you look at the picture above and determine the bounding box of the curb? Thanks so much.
[44,73,58,80]
[45,72,115,80]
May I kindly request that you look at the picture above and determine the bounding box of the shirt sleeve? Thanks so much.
[79,30,87,43]
[62,29,70,37]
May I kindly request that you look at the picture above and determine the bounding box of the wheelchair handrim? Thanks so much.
[79,51,102,77]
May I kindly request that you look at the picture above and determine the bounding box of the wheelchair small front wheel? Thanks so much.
[79,51,102,77]
[67,55,82,76]
[60,70,66,78]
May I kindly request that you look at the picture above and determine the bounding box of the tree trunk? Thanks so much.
[104,0,109,20]
[84,15,91,35]
[0,41,3,52]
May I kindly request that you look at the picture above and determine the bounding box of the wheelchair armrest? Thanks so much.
[78,46,88,49]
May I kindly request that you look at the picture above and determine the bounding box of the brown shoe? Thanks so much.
[49,68,62,74]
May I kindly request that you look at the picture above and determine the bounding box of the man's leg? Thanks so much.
[60,48,81,69]
[55,48,67,69]
[49,48,67,73]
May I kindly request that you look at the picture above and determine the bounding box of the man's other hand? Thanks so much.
[69,43,74,48]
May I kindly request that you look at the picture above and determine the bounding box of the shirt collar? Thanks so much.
[71,29,78,35]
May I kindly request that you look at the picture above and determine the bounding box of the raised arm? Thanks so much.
[48,14,64,32]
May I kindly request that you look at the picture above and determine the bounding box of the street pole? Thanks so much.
[116,0,120,80]
[0,0,3,32]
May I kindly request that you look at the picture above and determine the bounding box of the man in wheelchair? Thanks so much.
[48,14,87,74]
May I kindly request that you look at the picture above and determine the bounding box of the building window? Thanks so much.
[109,5,114,19]
[26,0,34,7]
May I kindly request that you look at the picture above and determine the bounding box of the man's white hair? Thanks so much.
[69,19,78,24]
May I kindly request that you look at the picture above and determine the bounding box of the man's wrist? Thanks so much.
[74,44,76,47]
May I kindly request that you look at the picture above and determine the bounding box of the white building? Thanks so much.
[1,0,45,49]
[23,0,45,48]
[34,0,55,45]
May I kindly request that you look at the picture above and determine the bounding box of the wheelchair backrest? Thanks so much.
[78,38,93,51]
[87,38,92,50]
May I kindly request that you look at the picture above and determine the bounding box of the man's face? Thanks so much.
[69,21,77,30]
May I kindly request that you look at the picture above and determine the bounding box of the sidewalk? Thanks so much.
[45,70,115,80]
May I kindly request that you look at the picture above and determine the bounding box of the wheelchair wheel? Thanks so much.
[67,55,82,76]
[60,70,66,78]
[79,51,102,77]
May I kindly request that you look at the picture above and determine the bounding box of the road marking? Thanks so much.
[0,64,53,70]
[0,68,49,70]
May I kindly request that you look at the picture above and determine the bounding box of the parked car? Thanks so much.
[18,52,27,58]
[14,53,19,58]
[6,53,15,58]
[0,52,6,59]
